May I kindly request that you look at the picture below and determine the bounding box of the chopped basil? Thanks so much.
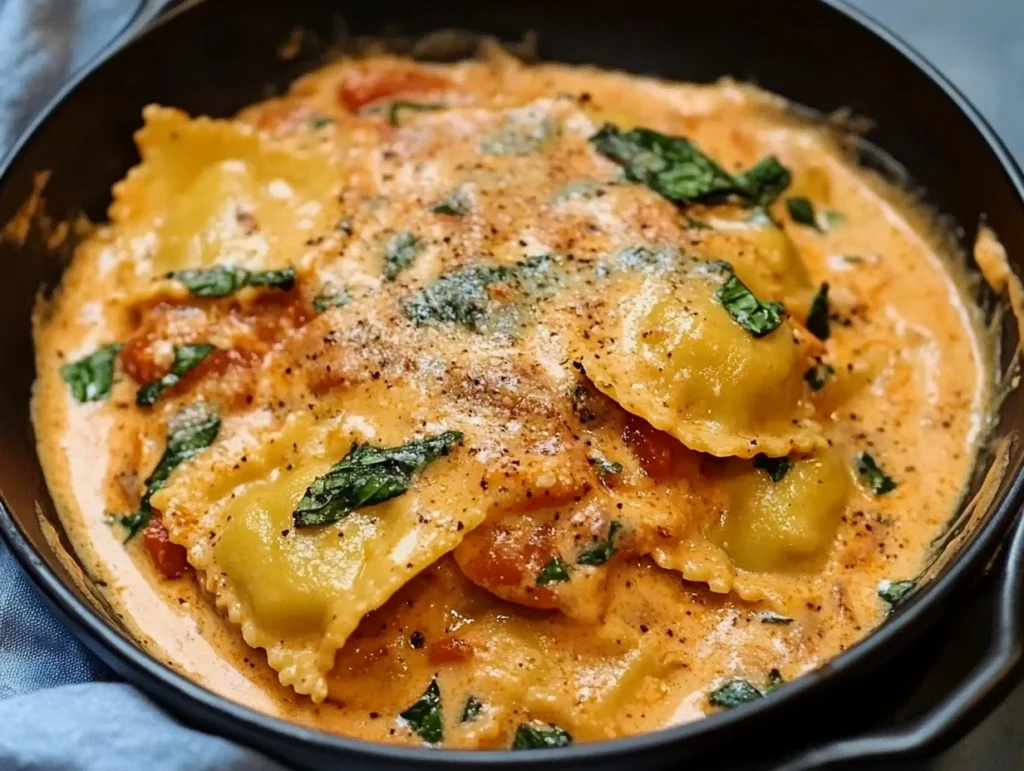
[842,254,866,264]
[878,579,916,606]
[786,196,819,230]
[685,216,712,230]
[754,454,792,483]
[61,343,121,403]
[855,452,897,495]
[536,556,570,586]
[758,612,793,625]
[430,189,470,216]
[405,256,558,332]
[715,273,785,338]
[136,343,215,407]
[577,520,623,566]
[734,156,793,208]
[588,456,623,476]
[313,284,352,313]
[822,210,846,231]
[383,232,421,280]
[167,265,296,298]
[292,431,464,528]
[308,115,333,129]
[511,722,573,749]
[806,282,831,340]
[362,100,446,126]
[480,113,556,156]
[708,679,762,709]
[709,669,785,709]
[117,404,220,540]
[461,696,484,723]
[804,362,835,391]
[589,123,790,206]
[399,678,443,745]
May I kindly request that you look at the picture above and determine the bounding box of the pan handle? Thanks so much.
[774,510,1024,770]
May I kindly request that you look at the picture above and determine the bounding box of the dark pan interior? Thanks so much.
[1,1,1024,769]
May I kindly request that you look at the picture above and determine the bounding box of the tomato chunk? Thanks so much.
[622,413,693,482]
[338,67,450,111]
[143,516,189,579]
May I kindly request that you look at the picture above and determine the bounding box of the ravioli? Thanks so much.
[572,266,824,458]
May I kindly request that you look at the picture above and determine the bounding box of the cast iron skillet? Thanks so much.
[1,1,1024,768]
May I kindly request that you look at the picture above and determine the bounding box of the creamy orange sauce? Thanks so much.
[31,56,990,749]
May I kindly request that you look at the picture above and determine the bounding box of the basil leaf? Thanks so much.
[734,156,792,208]
[61,343,121,403]
[577,520,623,566]
[588,456,623,476]
[168,265,296,298]
[590,123,789,206]
[536,556,570,586]
[383,232,421,280]
[786,196,819,230]
[366,100,446,127]
[804,362,834,391]
[293,431,464,528]
[313,284,352,313]
[715,273,785,338]
[511,722,573,749]
[118,404,220,540]
[855,452,897,495]
[878,579,916,606]
[430,188,470,216]
[461,696,484,724]
[136,343,215,407]
[754,454,792,483]
[708,679,763,709]
[308,115,333,129]
[806,282,831,340]
[399,678,443,744]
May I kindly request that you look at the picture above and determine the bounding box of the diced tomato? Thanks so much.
[337,67,450,111]
[427,636,475,664]
[622,413,692,482]
[143,516,189,579]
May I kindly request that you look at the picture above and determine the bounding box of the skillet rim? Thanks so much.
[2,0,1024,765]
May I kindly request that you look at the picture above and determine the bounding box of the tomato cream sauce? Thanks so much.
[32,55,991,748]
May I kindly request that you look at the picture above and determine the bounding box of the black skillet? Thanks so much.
[1,1,1023,768]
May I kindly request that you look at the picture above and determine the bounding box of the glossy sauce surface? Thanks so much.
[32,55,989,748]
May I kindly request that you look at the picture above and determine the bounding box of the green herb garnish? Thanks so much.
[399,678,443,745]
[878,579,916,606]
[804,362,834,391]
[313,284,352,313]
[61,343,121,403]
[461,696,484,724]
[292,431,463,528]
[588,457,623,476]
[589,123,790,206]
[806,282,831,340]
[708,680,763,709]
[786,196,819,230]
[136,343,214,407]
[536,556,570,586]
[383,232,421,280]
[117,404,220,540]
[758,612,793,625]
[715,273,785,338]
[167,265,296,298]
[855,452,897,496]
[308,115,333,129]
[362,100,446,126]
[430,189,470,216]
[577,520,623,566]
[754,454,792,483]
[511,722,573,749]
